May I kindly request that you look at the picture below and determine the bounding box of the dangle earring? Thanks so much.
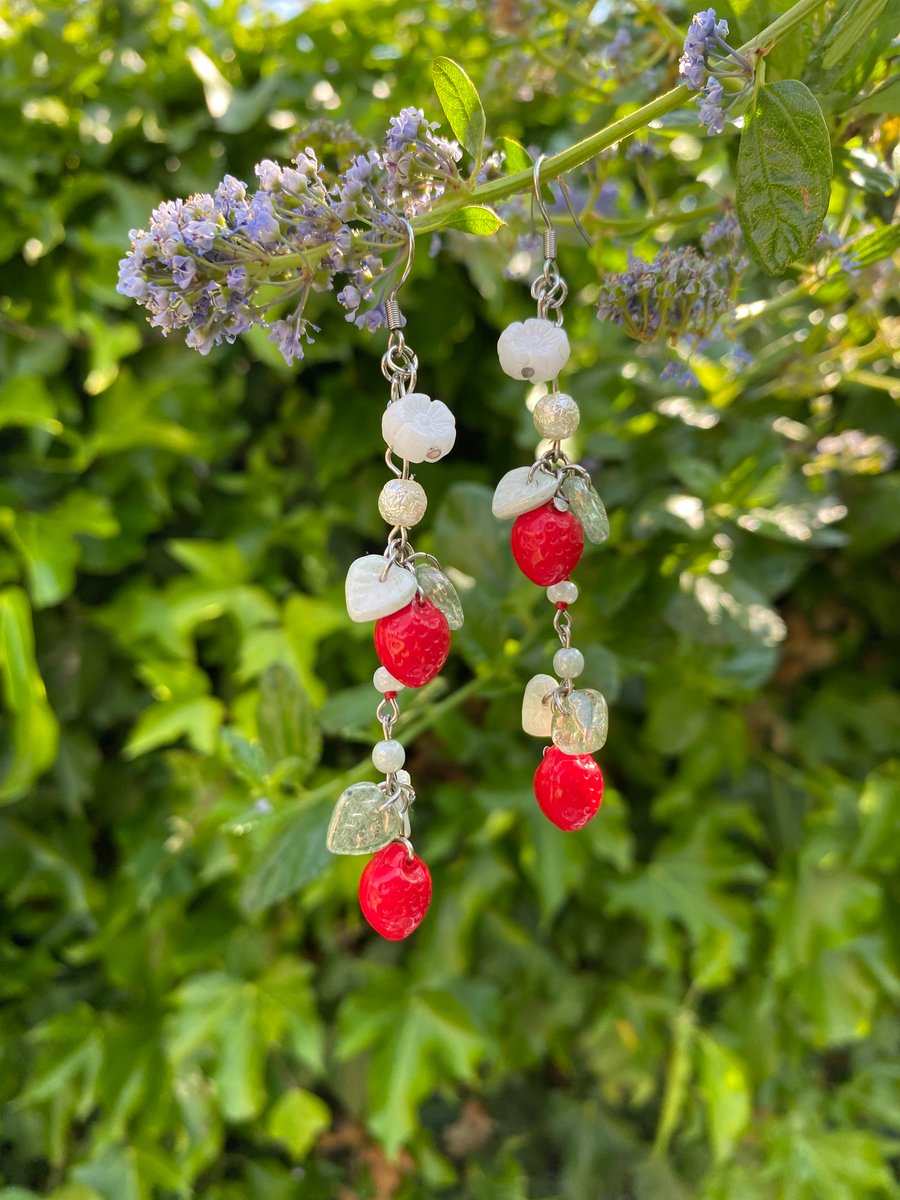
[492,159,611,831]
[327,220,463,939]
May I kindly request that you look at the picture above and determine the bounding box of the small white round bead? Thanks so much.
[378,478,428,527]
[395,769,412,788]
[547,581,579,605]
[373,667,405,693]
[553,647,585,679]
[533,392,580,440]
[372,739,406,773]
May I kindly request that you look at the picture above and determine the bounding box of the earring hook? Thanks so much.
[532,154,557,262]
[386,217,414,331]
[531,154,592,255]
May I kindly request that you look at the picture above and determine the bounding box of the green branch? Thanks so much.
[411,0,827,234]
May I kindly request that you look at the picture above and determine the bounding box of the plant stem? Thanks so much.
[411,0,827,234]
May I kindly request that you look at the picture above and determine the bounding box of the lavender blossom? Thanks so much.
[117,103,470,361]
[679,8,752,136]
[697,78,725,135]
[596,219,747,350]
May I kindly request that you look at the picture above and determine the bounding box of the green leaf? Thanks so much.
[337,979,487,1156]
[432,205,504,235]
[0,586,59,803]
[167,962,323,1123]
[821,0,888,69]
[123,696,224,758]
[0,376,60,434]
[71,1149,140,1200]
[698,1035,751,1162]
[1,491,119,608]
[606,815,763,984]
[266,1088,331,1159]
[241,801,332,913]
[736,80,832,275]
[850,73,900,115]
[496,136,533,174]
[256,663,321,780]
[431,57,486,162]
[654,1009,695,1154]
[844,223,900,268]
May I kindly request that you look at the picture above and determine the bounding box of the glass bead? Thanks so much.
[374,596,451,688]
[416,563,464,631]
[522,673,558,737]
[497,318,571,383]
[534,746,604,830]
[561,474,610,545]
[547,580,578,605]
[551,688,609,755]
[372,739,405,773]
[326,781,402,855]
[373,666,405,693]
[553,647,584,678]
[533,391,580,439]
[511,502,584,586]
[359,842,432,939]
[378,478,428,527]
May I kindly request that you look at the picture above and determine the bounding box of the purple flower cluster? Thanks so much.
[679,8,752,136]
[679,9,730,88]
[118,111,465,362]
[596,216,747,350]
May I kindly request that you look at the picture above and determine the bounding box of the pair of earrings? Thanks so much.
[326,160,611,940]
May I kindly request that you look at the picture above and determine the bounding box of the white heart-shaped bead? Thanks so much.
[497,318,570,383]
[382,392,456,464]
[522,673,558,737]
[345,555,417,623]
[491,466,559,520]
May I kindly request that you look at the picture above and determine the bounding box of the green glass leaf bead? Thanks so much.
[326,782,402,855]
[562,474,610,545]
[416,563,464,630]
[551,688,609,755]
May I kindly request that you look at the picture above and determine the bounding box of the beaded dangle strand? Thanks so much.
[326,221,464,939]
[492,159,611,831]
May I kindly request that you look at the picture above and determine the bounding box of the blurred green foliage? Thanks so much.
[0,0,899,1197]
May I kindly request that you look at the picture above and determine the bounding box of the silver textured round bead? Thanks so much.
[378,478,428,527]
[533,391,580,440]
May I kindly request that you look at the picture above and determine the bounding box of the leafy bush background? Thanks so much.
[1,1,898,1197]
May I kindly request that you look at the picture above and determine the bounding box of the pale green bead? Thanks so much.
[551,688,609,755]
[562,474,610,544]
[372,739,405,773]
[416,563,464,630]
[553,647,584,678]
[326,782,401,854]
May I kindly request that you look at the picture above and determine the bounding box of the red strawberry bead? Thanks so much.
[534,745,603,831]
[359,842,432,939]
[511,501,584,586]
[374,595,450,688]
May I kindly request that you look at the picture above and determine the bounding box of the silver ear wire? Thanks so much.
[533,154,557,262]
[385,218,414,332]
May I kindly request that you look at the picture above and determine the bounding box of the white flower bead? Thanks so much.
[372,739,406,773]
[378,478,428,527]
[553,647,585,679]
[373,667,405,693]
[382,392,456,464]
[547,581,578,605]
[497,318,570,383]
[534,391,580,439]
